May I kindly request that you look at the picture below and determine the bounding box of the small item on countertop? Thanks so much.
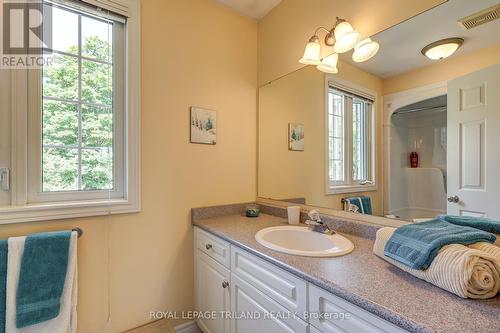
[410,151,419,168]
[245,204,260,218]
[287,206,301,225]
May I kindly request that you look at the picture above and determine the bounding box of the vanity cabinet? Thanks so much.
[194,228,231,333]
[194,227,408,333]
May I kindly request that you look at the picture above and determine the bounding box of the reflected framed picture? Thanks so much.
[288,123,304,151]
[190,107,217,145]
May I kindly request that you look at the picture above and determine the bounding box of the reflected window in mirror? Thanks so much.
[327,85,375,194]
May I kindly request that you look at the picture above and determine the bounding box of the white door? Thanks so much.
[230,273,308,333]
[0,69,11,206]
[447,63,500,218]
[195,252,230,333]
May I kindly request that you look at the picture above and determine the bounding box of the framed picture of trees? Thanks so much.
[288,123,304,151]
[190,107,217,145]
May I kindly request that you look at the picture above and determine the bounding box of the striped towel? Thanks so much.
[374,227,500,299]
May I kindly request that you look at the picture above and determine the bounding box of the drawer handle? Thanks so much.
[205,243,213,250]
[222,281,229,289]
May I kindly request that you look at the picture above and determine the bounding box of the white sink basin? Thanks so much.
[255,226,354,257]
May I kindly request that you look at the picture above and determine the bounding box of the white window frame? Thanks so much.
[0,0,141,224]
[325,76,377,195]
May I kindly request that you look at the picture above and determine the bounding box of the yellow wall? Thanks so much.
[258,62,384,214]
[382,43,500,94]
[258,0,446,85]
[0,1,257,332]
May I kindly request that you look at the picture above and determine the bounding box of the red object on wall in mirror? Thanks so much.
[410,152,419,168]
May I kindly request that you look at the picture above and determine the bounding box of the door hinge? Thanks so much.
[0,168,10,192]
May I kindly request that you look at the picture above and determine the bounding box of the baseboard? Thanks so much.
[175,321,201,333]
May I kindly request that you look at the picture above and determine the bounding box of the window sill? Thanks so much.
[326,184,377,195]
[0,198,140,224]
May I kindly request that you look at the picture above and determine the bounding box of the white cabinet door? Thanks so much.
[447,63,500,218]
[0,69,11,207]
[230,273,308,333]
[195,251,230,333]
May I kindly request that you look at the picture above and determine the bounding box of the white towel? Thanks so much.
[6,232,78,333]
[373,227,500,299]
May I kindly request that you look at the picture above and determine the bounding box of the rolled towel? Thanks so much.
[384,219,496,270]
[469,242,500,260]
[374,227,500,299]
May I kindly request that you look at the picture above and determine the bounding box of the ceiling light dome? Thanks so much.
[421,38,464,60]
[352,38,380,62]
[333,21,361,53]
[299,35,321,65]
[317,53,339,74]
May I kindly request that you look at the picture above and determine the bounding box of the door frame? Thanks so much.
[382,81,447,216]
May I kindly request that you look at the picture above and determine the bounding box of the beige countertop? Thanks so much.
[192,212,500,333]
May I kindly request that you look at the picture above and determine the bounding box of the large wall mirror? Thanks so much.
[258,0,500,223]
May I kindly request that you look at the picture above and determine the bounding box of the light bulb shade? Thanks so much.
[317,53,339,73]
[421,38,464,60]
[299,40,321,65]
[352,38,380,62]
[333,21,361,53]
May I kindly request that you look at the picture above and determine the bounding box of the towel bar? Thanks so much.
[72,227,83,238]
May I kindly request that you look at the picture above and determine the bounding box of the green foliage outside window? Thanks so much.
[42,36,114,192]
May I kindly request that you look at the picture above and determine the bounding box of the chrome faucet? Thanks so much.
[305,210,335,235]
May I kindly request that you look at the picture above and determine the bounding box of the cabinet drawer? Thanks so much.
[195,227,230,268]
[231,246,307,320]
[309,285,408,333]
[231,272,308,333]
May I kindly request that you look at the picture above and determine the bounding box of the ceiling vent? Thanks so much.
[458,4,500,30]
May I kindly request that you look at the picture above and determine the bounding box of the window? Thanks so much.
[327,83,375,194]
[0,0,140,223]
[28,1,125,201]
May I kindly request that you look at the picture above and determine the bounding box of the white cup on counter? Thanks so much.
[287,206,301,225]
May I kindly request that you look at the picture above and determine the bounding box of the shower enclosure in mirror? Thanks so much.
[258,0,500,222]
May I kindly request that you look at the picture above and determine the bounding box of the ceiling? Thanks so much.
[216,0,282,20]
[342,0,500,78]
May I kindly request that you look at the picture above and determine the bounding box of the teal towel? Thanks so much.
[437,215,500,234]
[0,240,7,333]
[346,196,372,215]
[16,231,71,328]
[384,219,496,270]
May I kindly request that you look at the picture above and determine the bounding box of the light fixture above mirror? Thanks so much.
[317,53,339,73]
[352,38,380,63]
[421,38,464,60]
[333,19,361,54]
[299,35,321,65]
[299,17,380,74]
